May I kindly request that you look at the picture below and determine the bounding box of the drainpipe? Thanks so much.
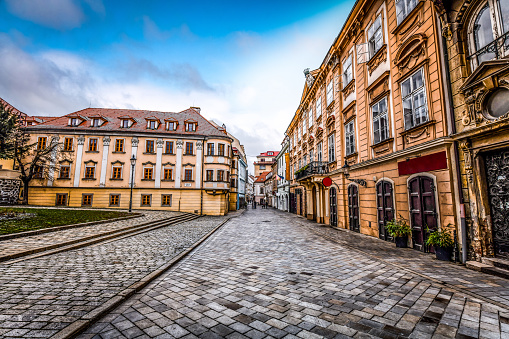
[441,28,468,263]
[200,137,205,215]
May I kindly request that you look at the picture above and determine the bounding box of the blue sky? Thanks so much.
[0,0,354,173]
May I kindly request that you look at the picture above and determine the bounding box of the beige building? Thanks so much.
[253,151,279,177]
[286,0,461,255]
[24,107,234,215]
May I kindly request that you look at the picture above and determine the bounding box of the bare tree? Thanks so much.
[0,101,21,159]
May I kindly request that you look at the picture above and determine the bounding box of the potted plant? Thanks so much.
[386,215,412,248]
[426,226,454,261]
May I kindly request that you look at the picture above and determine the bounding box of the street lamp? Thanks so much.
[342,159,367,187]
[129,155,136,212]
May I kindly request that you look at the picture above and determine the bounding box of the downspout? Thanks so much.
[200,137,205,215]
[440,23,468,263]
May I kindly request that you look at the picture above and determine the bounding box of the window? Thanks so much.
[316,96,322,118]
[164,141,173,154]
[63,138,73,151]
[115,139,124,152]
[218,144,225,156]
[184,169,193,181]
[343,55,353,87]
[121,119,130,128]
[110,194,120,206]
[88,138,98,152]
[34,165,43,178]
[162,194,172,206]
[141,194,151,206]
[402,68,428,130]
[164,168,172,180]
[328,134,335,162]
[112,166,122,179]
[327,79,334,106]
[231,178,236,187]
[368,15,383,58]
[60,166,70,179]
[147,120,158,130]
[82,194,93,206]
[396,0,418,25]
[70,118,80,126]
[37,137,47,150]
[260,165,266,170]
[317,142,323,162]
[303,155,307,164]
[308,109,313,128]
[56,194,67,206]
[91,118,101,127]
[226,171,230,182]
[207,143,215,156]
[146,140,155,153]
[345,120,356,156]
[185,142,194,155]
[185,122,196,132]
[309,149,314,162]
[85,165,95,179]
[217,170,224,182]
[206,170,214,181]
[372,97,389,144]
[469,1,509,66]
[144,167,153,180]
[268,152,273,155]
[232,160,236,169]
[166,121,177,131]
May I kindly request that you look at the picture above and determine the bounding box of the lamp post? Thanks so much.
[129,155,136,212]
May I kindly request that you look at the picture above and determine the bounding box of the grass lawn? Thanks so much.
[0,208,131,235]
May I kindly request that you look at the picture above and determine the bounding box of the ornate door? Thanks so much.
[348,185,360,232]
[408,176,437,252]
[290,193,296,213]
[485,149,509,257]
[377,181,394,241]
[330,187,337,227]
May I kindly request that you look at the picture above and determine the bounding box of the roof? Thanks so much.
[257,151,279,157]
[0,97,27,117]
[254,171,270,183]
[29,107,228,137]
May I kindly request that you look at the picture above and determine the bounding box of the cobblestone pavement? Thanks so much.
[0,215,228,338]
[81,207,509,339]
[0,210,181,259]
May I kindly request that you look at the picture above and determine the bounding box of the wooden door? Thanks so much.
[348,185,360,232]
[377,181,394,241]
[408,176,437,252]
[330,187,337,227]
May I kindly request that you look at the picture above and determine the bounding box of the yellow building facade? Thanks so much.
[25,107,233,215]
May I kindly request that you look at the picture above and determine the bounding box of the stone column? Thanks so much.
[195,141,203,189]
[315,183,322,222]
[129,137,139,185]
[73,135,85,187]
[47,135,59,187]
[175,140,183,188]
[99,136,110,187]
[155,138,163,188]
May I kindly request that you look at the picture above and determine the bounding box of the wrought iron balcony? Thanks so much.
[294,161,329,180]
[468,31,509,66]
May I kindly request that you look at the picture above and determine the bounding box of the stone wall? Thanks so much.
[0,178,20,205]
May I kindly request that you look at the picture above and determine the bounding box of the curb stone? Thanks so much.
[50,217,232,339]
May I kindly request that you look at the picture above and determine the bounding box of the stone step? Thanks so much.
[482,257,509,271]
[467,260,509,280]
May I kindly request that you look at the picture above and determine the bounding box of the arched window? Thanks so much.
[469,0,509,68]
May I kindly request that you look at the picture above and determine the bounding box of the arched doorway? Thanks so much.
[348,184,360,232]
[312,186,317,221]
[376,180,394,241]
[408,175,438,252]
[330,187,337,227]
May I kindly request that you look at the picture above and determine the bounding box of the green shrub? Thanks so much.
[426,226,454,248]
[386,215,412,237]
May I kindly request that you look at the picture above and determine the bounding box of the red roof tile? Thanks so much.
[254,171,270,183]
[257,151,279,157]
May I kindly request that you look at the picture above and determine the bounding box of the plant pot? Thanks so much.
[395,236,408,248]
[435,246,452,261]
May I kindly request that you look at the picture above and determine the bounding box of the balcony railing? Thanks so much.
[468,31,509,66]
[295,161,329,180]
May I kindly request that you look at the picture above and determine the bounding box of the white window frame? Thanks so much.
[367,14,383,59]
[308,108,313,128]
[317,142,323,162]
[111,164,123,179]
[401,68,428,130]
[316,96,322,118]
[328,133,335,162]
[91,118,101,127]
[372,97,389,144]
[147,120,157,130]
[396,0,418,25]
[345,120,356,156]
[121,119,130,128]
[326,79,334,106]
[343,55,353,87]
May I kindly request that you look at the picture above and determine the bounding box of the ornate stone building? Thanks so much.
[286,0,462,255]
[436,0,509,260]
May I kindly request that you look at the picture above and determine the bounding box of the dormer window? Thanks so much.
[185,122,197,132]
[268,152,273,156]
[69,118,81,126]
[148,120,157,129]
[165,120,178,131]
[121,119,130,128]
[91,118,102,127]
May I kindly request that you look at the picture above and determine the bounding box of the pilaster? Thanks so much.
[129,137,139,185]
[175,140,183,188]
[99,136,110,187]
[195,141,203,189]
[73,135,85,187]
[155,138,163,188]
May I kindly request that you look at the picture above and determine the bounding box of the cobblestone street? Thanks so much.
[0,214,228,338]
[81,208,509,339]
